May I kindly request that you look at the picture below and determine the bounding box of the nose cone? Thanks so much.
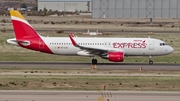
[168,46,174,54]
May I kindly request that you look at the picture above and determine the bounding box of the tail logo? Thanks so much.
[10,10,53,54]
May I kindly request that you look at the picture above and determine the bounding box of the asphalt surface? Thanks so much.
[0,62,180,70]
[0,90,179,101]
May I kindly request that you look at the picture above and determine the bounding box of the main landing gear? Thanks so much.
[149,56,153,65]
[91,58,97,69]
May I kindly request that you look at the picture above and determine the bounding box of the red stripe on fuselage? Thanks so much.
[12,20,53,54]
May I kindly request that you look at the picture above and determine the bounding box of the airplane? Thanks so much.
[7,10,174,65]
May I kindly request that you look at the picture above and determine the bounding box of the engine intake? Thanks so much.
[108,52,124,62]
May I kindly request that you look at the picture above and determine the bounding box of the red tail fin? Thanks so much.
[10,10,53,54]
[10,10,39,40]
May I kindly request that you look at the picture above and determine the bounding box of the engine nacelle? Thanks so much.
[108,52,124,62]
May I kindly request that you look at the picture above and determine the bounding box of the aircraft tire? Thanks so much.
[149,60,153,65]
[91,59,97,65]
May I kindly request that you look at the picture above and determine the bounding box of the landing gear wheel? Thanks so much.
[91,58,97,69]
[149,56,153,65]
[91,58,97,65]
[149,60,153,65]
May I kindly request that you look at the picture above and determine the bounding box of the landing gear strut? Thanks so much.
[149,56,153,65]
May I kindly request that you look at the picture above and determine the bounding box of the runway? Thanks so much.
[0,90,179,101]
[0,62,180,70]
[6,29,180,34]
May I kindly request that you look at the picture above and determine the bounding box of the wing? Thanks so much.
[69,34,124,55]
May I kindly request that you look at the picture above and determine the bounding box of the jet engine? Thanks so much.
[107,52,124,62]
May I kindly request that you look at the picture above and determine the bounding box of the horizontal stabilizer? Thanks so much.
[7,38,30,46]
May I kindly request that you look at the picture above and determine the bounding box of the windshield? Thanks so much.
[160,43,167,46]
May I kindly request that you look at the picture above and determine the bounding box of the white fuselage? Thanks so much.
[40,36,173,56]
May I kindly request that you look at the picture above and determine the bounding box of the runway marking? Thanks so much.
[98,97,104,101]
[99,91,114,101]
[107,92,109,97]
[110,92,112,97]
[101,91,103,97]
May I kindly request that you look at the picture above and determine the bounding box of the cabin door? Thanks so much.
[149,40,154,50]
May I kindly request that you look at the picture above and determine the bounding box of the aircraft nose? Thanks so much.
[168,46,174,53]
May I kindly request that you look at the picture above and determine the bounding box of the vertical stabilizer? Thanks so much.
[10,10,39,40]
[9,10,53,54]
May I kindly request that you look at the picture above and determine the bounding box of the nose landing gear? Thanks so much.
[149,56,153,65]
[149,60,153,65]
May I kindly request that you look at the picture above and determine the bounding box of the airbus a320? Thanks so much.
[7,10,174,65]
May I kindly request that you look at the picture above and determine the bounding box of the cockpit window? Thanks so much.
[160,43,167,46]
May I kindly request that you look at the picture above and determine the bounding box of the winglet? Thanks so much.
[69,33,75,37]
[69,34,78,46]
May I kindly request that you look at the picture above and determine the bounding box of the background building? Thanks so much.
[92,0,180,18]
[0,0,36,11]
[38,0,91,12]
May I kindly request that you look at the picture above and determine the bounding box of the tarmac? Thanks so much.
[0,62,180,70]
[0,90,179,101]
